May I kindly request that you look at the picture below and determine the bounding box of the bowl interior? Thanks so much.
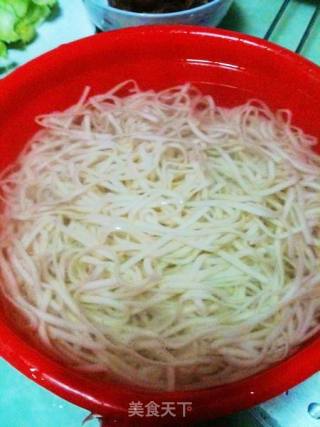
[1,25,320,423]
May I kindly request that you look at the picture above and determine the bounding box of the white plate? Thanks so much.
[0,0,95,76]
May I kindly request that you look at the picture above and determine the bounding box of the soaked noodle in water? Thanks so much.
[1,81,320,390]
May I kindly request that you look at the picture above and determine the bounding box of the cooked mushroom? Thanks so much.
[109,0,209,13]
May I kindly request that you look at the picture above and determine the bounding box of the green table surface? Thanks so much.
[0,357,99,427]
[0,1,319,427]
[222,0,320,64]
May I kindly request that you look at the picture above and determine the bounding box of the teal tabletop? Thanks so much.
[0,358,99,427]
[222,0,320,64]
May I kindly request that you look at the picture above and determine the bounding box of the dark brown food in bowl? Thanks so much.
[109,0,210,13]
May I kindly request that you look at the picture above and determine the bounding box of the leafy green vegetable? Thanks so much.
[0,0,57,57]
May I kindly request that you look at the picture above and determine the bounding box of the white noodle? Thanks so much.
[1,81,320,391]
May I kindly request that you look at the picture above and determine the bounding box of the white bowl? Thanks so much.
[83,0,234,30]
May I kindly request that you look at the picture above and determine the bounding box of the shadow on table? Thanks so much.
[219,2,246,32]
[194,410,262,427]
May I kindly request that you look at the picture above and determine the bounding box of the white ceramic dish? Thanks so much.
[84,0,233,31]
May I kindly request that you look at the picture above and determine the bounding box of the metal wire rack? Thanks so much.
[264,0,320,54]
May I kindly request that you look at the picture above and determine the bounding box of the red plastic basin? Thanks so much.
[0,25,320,426]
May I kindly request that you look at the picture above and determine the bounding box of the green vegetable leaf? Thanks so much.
[32,0,56,6]
[16,3,50,43]
[0,0,57,57]
[0,4,19,43]
[0,40,7,57]
[7,0,29,18]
